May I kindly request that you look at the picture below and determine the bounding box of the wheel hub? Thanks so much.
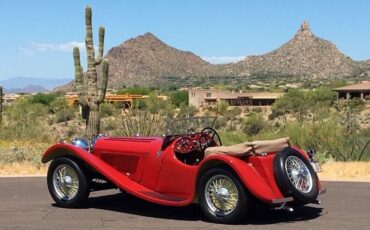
[205,175,239,216]
[53,164,79,200]
[285,156,313,193]
[215,187,230,202]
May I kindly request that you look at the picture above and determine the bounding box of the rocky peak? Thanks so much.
[121,32,166,49]
[294,21,314,40]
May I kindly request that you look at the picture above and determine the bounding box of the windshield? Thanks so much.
[117,112,219,137]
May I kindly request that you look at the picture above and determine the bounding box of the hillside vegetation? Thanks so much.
[1,84,370,169]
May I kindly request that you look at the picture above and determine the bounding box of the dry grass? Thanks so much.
[318,161,370,181]
[0,162,48,176]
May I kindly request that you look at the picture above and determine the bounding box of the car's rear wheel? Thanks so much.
[198,167,250,224]
[274,148,319,204]
[47,157,90,208]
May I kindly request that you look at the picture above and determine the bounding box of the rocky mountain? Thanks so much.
[55,21,367,91]
[234,21,360,79]
[106,33,217,87]
[4,85,48,94]
[1,77,70,91]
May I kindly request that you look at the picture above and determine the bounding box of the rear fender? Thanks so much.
[198,155,284,203]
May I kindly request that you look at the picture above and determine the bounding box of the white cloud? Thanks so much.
[202,56,246,64]
[19,41,85,55]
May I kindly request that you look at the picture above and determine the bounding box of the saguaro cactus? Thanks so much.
[73,6,109,137]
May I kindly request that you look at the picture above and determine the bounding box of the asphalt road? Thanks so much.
[0,177,369,230]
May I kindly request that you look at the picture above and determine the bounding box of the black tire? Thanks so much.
[47,157,90,208]
[198,167,250,224]
[274,148,319,204]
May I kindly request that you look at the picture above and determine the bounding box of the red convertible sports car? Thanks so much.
[42,127,325,223]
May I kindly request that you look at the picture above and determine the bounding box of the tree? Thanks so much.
[170,91,188,107]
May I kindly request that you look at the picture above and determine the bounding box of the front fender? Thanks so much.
[42,143,89,163]
[198,155,284,203]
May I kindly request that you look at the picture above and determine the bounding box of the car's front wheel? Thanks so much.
[198,167,250,224]
[47,157,90,208]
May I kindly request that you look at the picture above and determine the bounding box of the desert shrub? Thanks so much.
[217,101,229,116]
[117,104,167,137]
[55,107,75,123]
[101,118,119,133]
[65,124,78,138]
[0,99,52,141]
[178,103,198,118]
[270,89,308,119]
[0,141,49,167]
[132,99,147,109]
[99,103,115,117]
[213,117,227,130]
[29,93,58,106]
[307,87,337,106]
[116,86,153,95]
[243,113,265,136]
[219,131,248,146]
[170,91,188,107]
[229,107,242,116]
[50,97,68,113]
[146,93,171,114]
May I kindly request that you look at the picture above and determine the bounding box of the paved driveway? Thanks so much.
[0,177,369,229]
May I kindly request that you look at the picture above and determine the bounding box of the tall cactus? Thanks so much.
[0,86,2,127]
[73,6,109,138]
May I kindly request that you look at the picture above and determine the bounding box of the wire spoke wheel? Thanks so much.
[285,156,313,193]
[205,175,239,216]
[53,164,80,200]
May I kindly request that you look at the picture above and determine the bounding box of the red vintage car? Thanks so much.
[42,127,325,224]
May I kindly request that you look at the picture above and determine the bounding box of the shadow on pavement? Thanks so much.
[79,191,323,224]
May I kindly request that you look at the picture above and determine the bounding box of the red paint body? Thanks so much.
[42,135,320,206]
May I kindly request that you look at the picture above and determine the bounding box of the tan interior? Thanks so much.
[205,137,290,157]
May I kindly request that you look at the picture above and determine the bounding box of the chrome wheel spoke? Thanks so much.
[285,156,313,193]
[52,164,79,200]
[205,175,239,216]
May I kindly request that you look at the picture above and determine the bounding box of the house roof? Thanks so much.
[334,81,370,92]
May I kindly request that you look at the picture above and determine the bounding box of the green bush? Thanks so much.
[307,87,337,106]
[29,93,58,106]
[0,99,52,141]
[116,86,153,95]
[55,108,75,123]
[170,91,189,107]
[243,113,265,136]
[99,103,115,117]
[178,103,197,118]
[270,89,308,119]
[219,131,248,146]
[50,97,68,113]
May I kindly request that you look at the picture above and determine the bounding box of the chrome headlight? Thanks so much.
[71,137,89,150]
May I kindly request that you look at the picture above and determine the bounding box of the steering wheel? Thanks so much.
[200,127,222,150]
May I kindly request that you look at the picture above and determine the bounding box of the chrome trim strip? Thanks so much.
[272,197,294,204]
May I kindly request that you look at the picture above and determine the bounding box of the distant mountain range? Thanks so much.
[53,21,370,91]
[0,77,70,93]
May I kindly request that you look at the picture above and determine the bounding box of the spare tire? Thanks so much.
[273,147,319,204]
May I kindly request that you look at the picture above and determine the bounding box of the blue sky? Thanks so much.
[1,0,370,80]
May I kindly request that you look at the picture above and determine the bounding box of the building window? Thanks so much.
[206,93,212,97]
